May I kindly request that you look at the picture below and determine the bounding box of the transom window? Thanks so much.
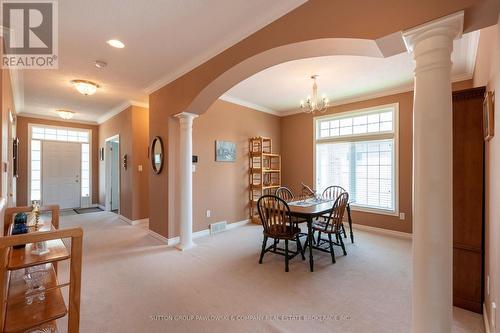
[315,104,398,214]
[29,125,91,203]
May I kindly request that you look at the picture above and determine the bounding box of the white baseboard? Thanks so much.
[98,205,106,211]
[484,303,491,333]
[119,215,149,226]
[345,222,412,240]
[152,219,251,247]
[148,229,168,243]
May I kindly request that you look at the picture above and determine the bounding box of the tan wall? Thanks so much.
[131,106,149,220]
[2,69,16,205]
[149,1,489,237]
[165,99,281,237]
[16,116,99,206]
[98,106,149,221]
[281,92,414,233]
[280,80,473,234]
[192,100,280,234]
[473,19,500,332]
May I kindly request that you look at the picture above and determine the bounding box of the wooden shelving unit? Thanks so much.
[249,137,281,223]
[0,205,83,333]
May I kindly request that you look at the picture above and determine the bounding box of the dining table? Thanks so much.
[287,197,354,272]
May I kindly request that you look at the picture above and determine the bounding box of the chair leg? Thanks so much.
[273,238,278,251]
[336,233,340,242]
[339,233,347,256]
[317,231,322,245]
[342,223,347,238]
[328,233,336,264]
[259,236,268,264]
[285,239,289,272]
[296,235,305,260]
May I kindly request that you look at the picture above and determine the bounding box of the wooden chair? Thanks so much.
[318,186,351,242]
[305,192,349,264]
[257,195,305,272]
[275,186,294,202]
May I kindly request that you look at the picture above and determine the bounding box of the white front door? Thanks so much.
[42,141,81,209]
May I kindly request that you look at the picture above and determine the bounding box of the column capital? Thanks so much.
[174,112,199,120]
[402,11,463,53]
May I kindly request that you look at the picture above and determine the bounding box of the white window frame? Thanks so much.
[28,123,93,206]
[313,103,399,216]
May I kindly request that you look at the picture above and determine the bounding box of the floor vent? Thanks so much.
[210,221,227,235]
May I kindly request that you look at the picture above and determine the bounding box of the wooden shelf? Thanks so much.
[5,265,67,333]
[8,239,70,271]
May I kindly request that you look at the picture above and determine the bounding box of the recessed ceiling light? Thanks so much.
[71,79,100,96]
[95,60,107,69]
[107,39,125,48]
[56,109,75,120]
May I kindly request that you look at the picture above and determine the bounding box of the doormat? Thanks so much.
[74,207,104,214]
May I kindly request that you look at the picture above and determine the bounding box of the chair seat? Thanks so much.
[264,225,301,239]
[312,220,340,234]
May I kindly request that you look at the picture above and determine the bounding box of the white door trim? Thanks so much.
[27,123,92,206]
[104,135,120,213]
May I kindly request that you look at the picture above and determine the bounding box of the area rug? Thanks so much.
[74,207,104,214]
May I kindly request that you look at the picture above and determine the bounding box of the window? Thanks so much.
[315,104,398,214]
[29,125,91,203]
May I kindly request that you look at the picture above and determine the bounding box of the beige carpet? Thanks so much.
[53,212,484,333]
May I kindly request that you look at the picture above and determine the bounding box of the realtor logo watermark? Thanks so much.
[1,0,58,69]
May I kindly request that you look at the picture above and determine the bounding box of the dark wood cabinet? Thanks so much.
[452,86,485,314]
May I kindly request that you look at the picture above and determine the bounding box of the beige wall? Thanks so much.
[473,19,500,332]
[16,116,99,206]
[166,99,281,237]
[98,106,149,221]
[149,0,489,238]
[281,80,473,234]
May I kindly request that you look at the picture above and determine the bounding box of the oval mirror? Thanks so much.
[150,136,164,174]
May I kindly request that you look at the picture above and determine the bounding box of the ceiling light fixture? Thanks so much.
[71,79,100,96]
[56,109,75,120]
[300,75,329,113]
[95,60,107,69]
[106,39,125,48]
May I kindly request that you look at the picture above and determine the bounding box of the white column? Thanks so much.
[403,12,463,333]
[174,112,198,251]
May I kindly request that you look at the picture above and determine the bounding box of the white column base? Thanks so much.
[176,242,197,251]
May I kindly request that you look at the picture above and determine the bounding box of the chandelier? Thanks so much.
[300,75,329,113]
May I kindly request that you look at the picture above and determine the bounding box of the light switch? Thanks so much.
[138,165,143,172]
[206,210,211,218]
[192,164,196,172]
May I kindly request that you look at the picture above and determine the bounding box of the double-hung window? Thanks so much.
[314,104,398,214]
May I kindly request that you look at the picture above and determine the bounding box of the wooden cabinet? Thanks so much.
[452,87,486,313]
[0,205,83,332]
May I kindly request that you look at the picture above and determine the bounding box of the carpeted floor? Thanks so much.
[54,212,484,333]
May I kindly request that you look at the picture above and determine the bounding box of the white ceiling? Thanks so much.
[223,31,479,116]
[14,0,306,123]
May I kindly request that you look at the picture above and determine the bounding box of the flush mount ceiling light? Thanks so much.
[71,79,100,96]
[106,39,125,48]
[56,109,75,120]
[300,75,329,113]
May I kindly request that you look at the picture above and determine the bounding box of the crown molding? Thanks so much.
[16,112,99,125]
[97,100,149,124]
[143,0,306,95]
[219,94,280,116]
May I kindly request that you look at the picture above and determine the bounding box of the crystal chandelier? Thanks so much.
[300,75,329,113]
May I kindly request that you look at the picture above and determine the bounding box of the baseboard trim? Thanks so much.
[119,215,149,226]
[155,219,251,247]
[484,303,491,333]
[148,229,168,243]
[345,222,412,240]
[97,205,106,211]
